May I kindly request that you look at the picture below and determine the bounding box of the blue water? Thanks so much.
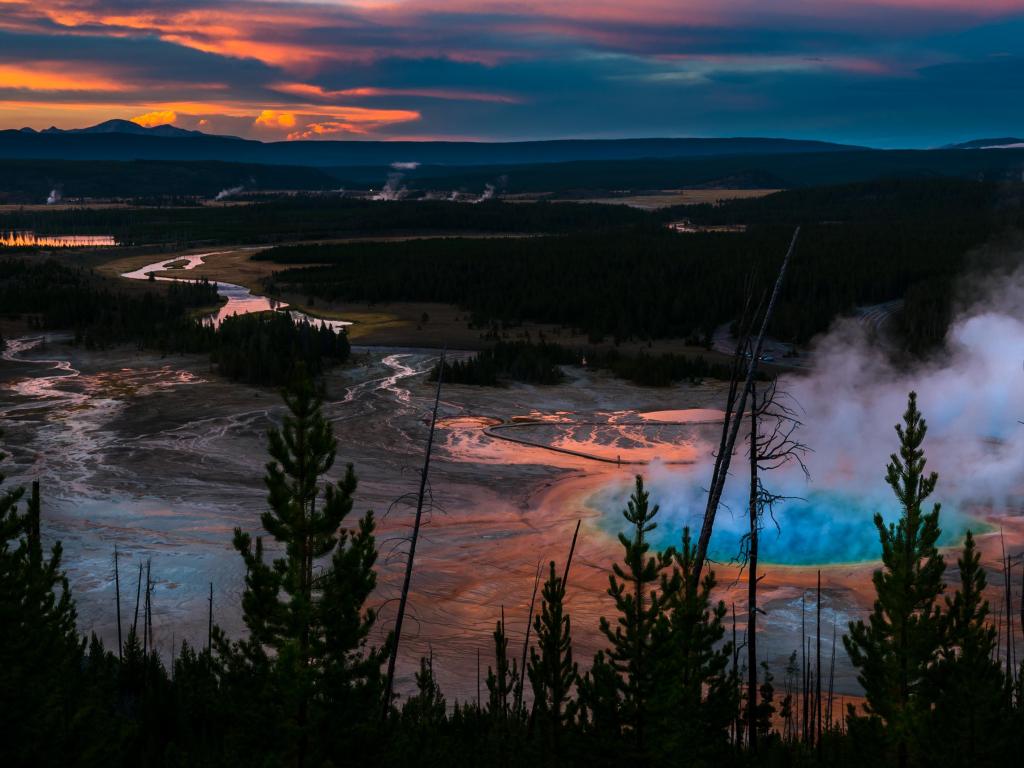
[588,483,987,566]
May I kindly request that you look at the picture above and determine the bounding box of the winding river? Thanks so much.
[120,251,351,331]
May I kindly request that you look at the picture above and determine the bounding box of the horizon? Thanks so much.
[3,2,1024,147]
[7,118,1021,150]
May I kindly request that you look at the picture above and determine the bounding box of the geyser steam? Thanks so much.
[598,263,1024,565]
[214,186,244,201]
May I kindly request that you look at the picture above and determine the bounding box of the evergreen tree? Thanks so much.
[486,609,520,720]
[595,475,676,760]
[0,469,84,767]
[528,560,578,764]
[221,376,385,767]
[404,654,446,725]
[649,528,737,766]
[844,392,946,768]
[924,531,1010,767]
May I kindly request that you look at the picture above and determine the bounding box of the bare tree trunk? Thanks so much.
[384,352,446,717]
[208,582,213,654]
[816,571,822,758]
[826,619,837,732]
[692,228,800,582]
[114,545,123,662]
[515,560,543,714]
[747,381,759,753]
[801,594,807,744]
[143,559,151,655]
[132,561,143,638]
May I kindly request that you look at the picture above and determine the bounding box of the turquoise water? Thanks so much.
[588,483,987,566]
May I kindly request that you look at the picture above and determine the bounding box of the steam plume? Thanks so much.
[599,258,1024,565]
[46,188,61,205]
[214,186,244,201]
[373,172,407,201]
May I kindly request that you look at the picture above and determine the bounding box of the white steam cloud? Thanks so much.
[390,161,420,170]
[214,186,244,201]
[46,188,61,205]
[372,172,408,201]
[600,258,1024,566]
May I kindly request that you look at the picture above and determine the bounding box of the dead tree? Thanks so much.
[514,560,543,714]
[693,227,800,583]
[132,560,143,639]
[383,351,445,717]
[207,582,213,654]
[114,545,123,662]
[742,376,808,752]
[816,570,822,754]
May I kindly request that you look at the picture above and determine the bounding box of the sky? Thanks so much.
[2,1,1024,146]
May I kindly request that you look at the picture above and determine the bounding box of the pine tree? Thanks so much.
[924,531,1010,767]
[844,392,946,768]
[222,376,385,767]
[595,475,675,760]
[648,528,737,765]
[0,470,84,765]
[528,560,578,764]
[401,655,447,731]
[486,608,520,720]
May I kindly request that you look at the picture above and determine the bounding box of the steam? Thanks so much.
[46,188,61,205]
[598,259,1024,565]
[390,161,420,170]
[372,172,407,201]
[472,183,496,204]
[214,186,244,201]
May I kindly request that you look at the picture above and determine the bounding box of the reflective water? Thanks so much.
[121,252,351,330]
[1,231,116,247]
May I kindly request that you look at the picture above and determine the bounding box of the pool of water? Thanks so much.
[588,482,987,566]
[121,252,351,330]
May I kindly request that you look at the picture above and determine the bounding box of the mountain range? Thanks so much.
[2,120,866,166]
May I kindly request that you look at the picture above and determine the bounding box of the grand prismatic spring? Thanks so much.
[1,249,1023,702]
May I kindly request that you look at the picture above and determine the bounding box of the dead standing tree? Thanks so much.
[742,377,809,752]
[692,227,800,584]
[383,350,445,717]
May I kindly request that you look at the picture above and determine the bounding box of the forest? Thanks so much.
[259,179,999,354]
[431,341,741,387]
[0,258,349,386]
[0,197,647,247]
[2,382,1021,768]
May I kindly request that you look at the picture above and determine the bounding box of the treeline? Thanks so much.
[0,197,647,246]
[3,386,1022,767]
[0,159,336,204]
[0,257,219,349]
[432,341,573,385]
[0,258,350,386]
[213,313,350,386]
[432,341,740,387]
[259,184,989,352]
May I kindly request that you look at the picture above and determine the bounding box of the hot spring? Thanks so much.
[587,482,988,566]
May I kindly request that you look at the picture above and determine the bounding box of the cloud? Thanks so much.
[131,109,177,127]
[0,62,122,92]
[253,109,296,129]
[3,1,1024,141]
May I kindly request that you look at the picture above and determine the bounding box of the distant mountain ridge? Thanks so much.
[0,122,865,166]
[20,119,218,139]
[945,137,1024,150]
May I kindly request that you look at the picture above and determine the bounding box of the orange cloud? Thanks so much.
[273,82,523,104]
[254,110,297,129]
[131,109,178,127]
[0,63,122,92]
[287,121,366,140]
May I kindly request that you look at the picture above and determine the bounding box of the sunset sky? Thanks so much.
[3,1,1024,145]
